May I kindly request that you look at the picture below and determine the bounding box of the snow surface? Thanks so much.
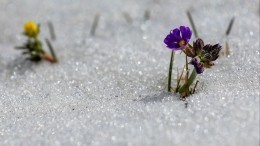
[0,0,259,145]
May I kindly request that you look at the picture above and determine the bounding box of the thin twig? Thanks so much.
[185,55,190,96]
[90,14,100,36]
[175,68,179,93]
[225,41,230,56]
[45,38,58,62]
[177,68,179,81]
[225,17,235,36]
[170,87,175,92]
[192,80,199,94]
[47,21,56,41]
[144,9,151,21]
[176,65,185,92]
[122,12,133,24]
[186,10,198,38]
[223,17,234,57]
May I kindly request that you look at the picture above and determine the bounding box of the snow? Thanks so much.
[0,0,259,145]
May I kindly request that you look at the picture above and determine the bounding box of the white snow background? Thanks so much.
[0,0,259,145]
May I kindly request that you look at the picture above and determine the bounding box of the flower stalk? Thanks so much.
[185,55,190,96]
[168,51,175,92]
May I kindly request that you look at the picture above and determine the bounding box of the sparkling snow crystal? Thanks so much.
[0,0,259,146]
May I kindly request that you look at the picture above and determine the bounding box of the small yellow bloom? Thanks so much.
[23,21,39,38]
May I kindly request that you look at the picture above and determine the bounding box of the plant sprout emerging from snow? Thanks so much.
[164,26,222,98]
[164,26,192,92]
[16,21,57,63]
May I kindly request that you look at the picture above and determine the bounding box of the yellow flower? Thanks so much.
[23,21,39,38]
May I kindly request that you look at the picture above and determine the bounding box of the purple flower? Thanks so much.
[164,26,192,50]
[191,57,204,74]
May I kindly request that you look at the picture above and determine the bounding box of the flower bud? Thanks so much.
[193,38,204,54]
[201,44,222,62]
[23,21,39,38]
[191,57,204,74]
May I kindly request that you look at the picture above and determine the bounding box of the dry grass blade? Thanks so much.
[144,9,151,21]
[192,80,199,94]
[225,17,235,36]
[122,12,132,24]
[90,14,100,36]
[45,38,58,63]
[47,21,56,41]
[187,10,198,38]
[176,65,185,92]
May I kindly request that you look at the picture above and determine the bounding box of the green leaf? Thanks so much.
[178,68,197,93]
[15,46,27,49]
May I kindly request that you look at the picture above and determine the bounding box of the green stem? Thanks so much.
[35,38,44,53]
[185,55,189,96]
[178,68,197,93]
[176,65,185,92]
[168,51,175,92]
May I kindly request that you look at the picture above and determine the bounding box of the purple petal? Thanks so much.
[166,42,180,49]
[164,35,174,46]
[170,28,182,42]
[164,34,173,44]
[191,58,204,74]
[164,28,182,48]
[180,26,192,41]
